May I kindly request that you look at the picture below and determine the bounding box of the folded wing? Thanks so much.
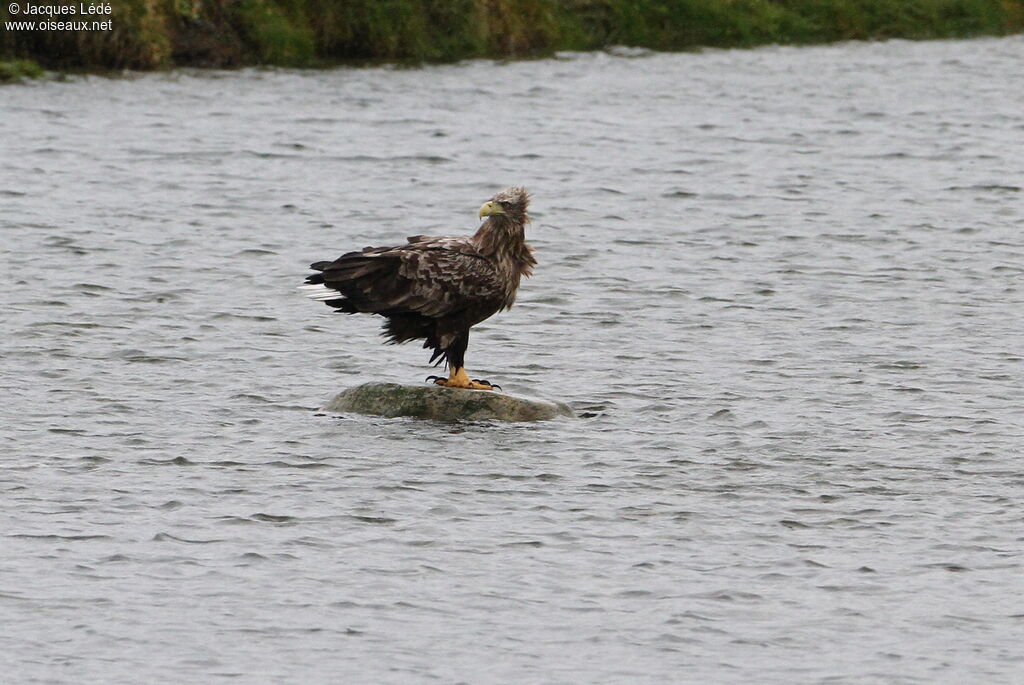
[302,236,504,321]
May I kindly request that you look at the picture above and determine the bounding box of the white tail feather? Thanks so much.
[298,284,342,301]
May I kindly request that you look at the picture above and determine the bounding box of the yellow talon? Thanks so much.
[430,367,499,391]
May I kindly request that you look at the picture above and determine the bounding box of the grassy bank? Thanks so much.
[0,57,44,81]
[2,0,1023,72]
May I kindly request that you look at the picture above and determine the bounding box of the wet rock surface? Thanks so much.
[323,382,575,422]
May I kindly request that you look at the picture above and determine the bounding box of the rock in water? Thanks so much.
[323,382,574,422]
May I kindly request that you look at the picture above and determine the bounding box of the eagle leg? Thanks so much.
[422,329,500,391]
[427,367,499,391]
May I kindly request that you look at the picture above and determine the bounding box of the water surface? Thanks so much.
[4,36,1024,683]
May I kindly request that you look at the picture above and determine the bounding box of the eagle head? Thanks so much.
[479,186,529,221]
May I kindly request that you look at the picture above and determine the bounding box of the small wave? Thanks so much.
[251,513,297,523]
[152,533,225,544]
[350,515,396,525]
[947,184,1020,193]
[231,248,277,257]
[139,456,196,466]
[10,534,111,541]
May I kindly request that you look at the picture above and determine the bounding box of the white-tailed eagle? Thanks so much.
[299,187,535,391]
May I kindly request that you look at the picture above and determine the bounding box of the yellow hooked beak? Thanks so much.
[479,201,505,219]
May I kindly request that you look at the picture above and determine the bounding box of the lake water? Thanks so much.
[4,36,1024,683]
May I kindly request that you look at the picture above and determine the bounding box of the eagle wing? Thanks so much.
[311,236,504,319]
[390,237,504,317]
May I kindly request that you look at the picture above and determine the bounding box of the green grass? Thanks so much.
[0,58,43,81]
[2,0,1023,72]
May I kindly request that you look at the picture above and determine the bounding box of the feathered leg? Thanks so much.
[427,330,500,391]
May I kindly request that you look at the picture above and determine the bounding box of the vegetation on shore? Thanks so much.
[0,57,44,81]
[2,0,1023,74]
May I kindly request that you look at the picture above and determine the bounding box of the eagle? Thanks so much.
[299,187,535,391]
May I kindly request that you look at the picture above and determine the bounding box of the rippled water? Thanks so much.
[5,36,1024,683]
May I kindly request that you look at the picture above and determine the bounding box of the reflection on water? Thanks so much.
[4,36,1024,683]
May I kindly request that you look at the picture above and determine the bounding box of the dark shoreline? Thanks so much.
[3,0,1023,82]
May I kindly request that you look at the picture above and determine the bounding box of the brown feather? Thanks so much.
[303,187,534,368]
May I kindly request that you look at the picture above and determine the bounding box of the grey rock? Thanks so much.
[323,382,575,422]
